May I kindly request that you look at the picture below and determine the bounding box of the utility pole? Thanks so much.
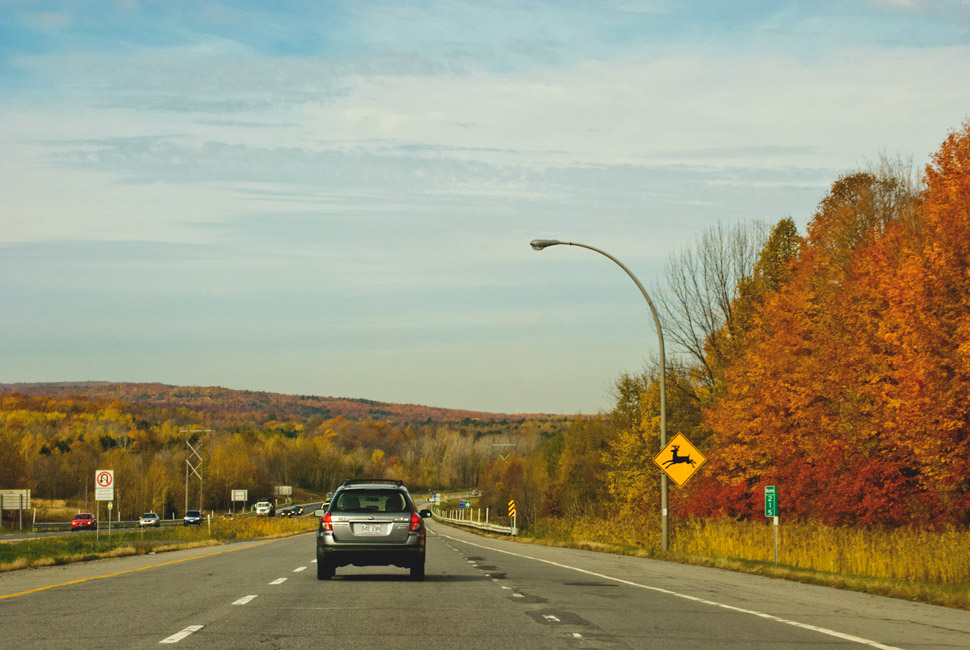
[181,429,212,514]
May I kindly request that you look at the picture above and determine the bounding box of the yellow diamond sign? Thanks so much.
[653,433,706,487]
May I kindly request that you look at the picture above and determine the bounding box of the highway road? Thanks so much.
[0,519,967,649]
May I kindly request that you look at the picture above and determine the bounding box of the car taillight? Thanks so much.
[321,512,333,531]
[409,512,423,532]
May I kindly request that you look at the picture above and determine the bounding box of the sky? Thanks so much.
[2,0,969,415]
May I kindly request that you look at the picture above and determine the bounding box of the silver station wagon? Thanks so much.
[314,479,432,580]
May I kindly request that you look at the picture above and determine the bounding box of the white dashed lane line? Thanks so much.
[293,566,307,573]
[233,595,258,605]
[270,578,287,585]
[160,625,203,644]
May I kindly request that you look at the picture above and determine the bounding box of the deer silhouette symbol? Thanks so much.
[662,445,696,468]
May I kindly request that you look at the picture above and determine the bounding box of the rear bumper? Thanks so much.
[316,533,425,568]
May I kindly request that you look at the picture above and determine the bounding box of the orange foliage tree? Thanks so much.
[692,124,970,526]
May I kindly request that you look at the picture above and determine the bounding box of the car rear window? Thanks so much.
[333,489,407,513]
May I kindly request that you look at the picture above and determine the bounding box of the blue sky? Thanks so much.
[2,0,969,414]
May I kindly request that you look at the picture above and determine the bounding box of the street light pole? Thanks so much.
[530,239,669,551]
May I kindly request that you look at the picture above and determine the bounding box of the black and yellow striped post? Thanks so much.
[508,499,517,535]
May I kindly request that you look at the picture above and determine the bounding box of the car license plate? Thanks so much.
[357,523,383,535]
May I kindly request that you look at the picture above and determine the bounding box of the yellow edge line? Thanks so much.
[0,538,280,600]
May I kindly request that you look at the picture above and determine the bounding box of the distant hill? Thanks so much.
[0,381,556,423]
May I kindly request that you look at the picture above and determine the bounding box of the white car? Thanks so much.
[139,512,160,527]
[255,501,274,516]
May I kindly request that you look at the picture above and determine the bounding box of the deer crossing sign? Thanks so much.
[653,433,707,487]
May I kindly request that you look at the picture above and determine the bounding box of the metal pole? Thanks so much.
[774,516,779,564]
[531,239,668,551]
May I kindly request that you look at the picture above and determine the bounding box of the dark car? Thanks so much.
[279,506,304,518]
[71,512,97,531]
[314,479,432,581]
[183,510,203,526]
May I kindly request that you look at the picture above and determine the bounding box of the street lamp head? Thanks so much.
[530,239,561,251]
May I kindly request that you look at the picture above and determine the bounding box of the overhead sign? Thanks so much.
[765,485,778,517]
[231,490,248,502]
[653,434,707,487]
[95,469,114,501]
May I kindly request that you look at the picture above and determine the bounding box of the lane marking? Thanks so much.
[293,566,307,573]
[438,532,903,650]
[160,625,203,644]
[270,578,287,585]
[0,539,280,600]
[543,614,561,622]
[233,595,257,605]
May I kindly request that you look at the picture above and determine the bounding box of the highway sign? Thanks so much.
[95,469,114,501]
[653,433,707,487]
[0,489,31,510]
[765,485,778,517]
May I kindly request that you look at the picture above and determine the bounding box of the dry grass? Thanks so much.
[519,515,970,610]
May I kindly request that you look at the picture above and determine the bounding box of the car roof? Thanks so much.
[338,479,408,491]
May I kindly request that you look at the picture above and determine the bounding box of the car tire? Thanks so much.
[317,560,335,580]
[409,559,425,581]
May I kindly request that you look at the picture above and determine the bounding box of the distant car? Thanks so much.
[254,501,274,516]
[314,479,432,580]
[279,506,304,518]
[71,513,96,531]
[139,512,160,528]
[183,510,203,526]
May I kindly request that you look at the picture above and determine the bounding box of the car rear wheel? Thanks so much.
[409,559,425,581]
[317,559,335,580]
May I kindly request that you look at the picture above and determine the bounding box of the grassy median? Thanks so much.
[0,516,318,573]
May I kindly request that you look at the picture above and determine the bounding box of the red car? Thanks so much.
[71,513,97,531]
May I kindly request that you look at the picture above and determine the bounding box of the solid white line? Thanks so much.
[293,566,307,573]
[232,595,257,605]
[438,533,903,650]
[270,578,287,585]
[159,625,203,644]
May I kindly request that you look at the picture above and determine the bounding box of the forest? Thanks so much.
[2,122,969,536]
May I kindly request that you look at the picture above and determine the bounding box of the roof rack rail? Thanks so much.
[340,479,404,487]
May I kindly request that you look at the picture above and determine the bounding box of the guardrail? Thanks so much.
[431,506,517,536]
[33,519,186,532]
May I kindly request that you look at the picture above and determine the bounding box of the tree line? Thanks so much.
[0,392,564,520]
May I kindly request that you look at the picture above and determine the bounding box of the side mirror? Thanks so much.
[419,509,432,518]
[313,509,326,517]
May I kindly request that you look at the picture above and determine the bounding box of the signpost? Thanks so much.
[507,499,517,536]
[765,486,779,563]
[95,470,114,541]
[0,489,31,530]
[231,489,248,515]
